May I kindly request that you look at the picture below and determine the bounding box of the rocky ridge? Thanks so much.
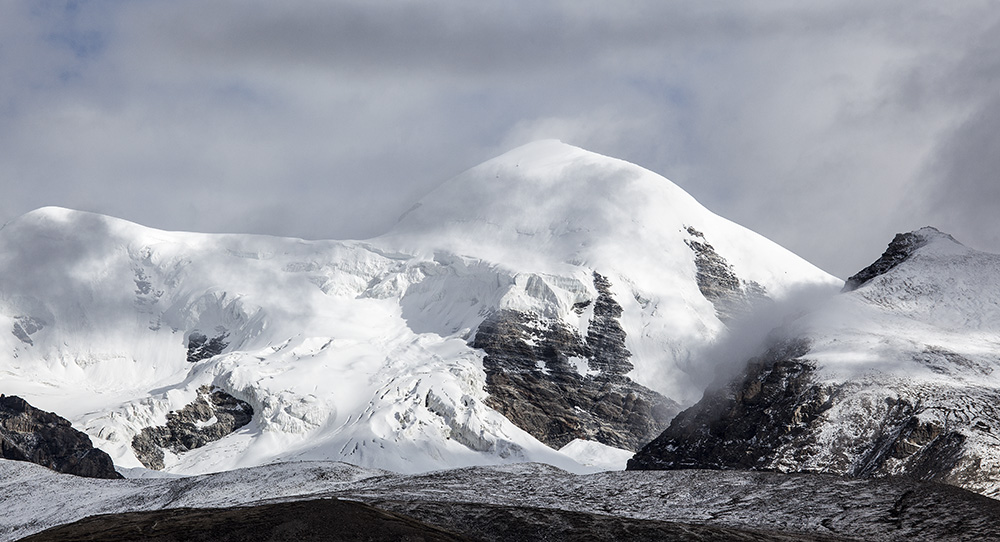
[629,228,1000,497]
[131,386,253,470]
[0,395,122,479]
[842,227,954,292]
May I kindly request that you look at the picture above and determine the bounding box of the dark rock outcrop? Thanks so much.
[474,272,678,451]
[684,227,768,322]
[628,338,983,490]
[0,394,122,479]
[628,338,831,471]
[20,499,472,542]
[186,331,229,363]
[132,386,253,470]
[584,272,632,375]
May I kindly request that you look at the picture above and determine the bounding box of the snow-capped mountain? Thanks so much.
[0,140,839,476]
[630,227,1000,497]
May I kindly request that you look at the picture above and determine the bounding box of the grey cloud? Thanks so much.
[1,1,998,279]
[895,12,1000,256]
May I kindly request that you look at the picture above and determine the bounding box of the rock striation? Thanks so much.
[186,331,229,363]
[475,272,678,451]
[0,394,122,479]
[132,385,253,470]
[684,227,768,323]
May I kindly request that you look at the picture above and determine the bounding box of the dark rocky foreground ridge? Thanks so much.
[20,498,843,542]
[18,499,471,542]
[6,460,1000,542]
[0,395,121,479]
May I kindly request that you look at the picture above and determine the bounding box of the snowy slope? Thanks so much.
[0,141,839,476]
[0,207,577,475]
[381,140,841,398]
[631,227,1000,497]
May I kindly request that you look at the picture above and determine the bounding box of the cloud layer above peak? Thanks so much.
[1,1,997,278]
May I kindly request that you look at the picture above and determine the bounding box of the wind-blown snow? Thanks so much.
[0,141,840,476]
[558,439,634,471]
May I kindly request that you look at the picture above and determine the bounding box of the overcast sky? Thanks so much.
[1,1,997,278]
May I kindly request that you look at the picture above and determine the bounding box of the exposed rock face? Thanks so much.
[628,339,988,492]
[132,386,253,470]
[684,227,768,322]
[11,315,46,346]
[0,394,122,479]
[186,331,229,363]
[627,338,832,471]
[584,272,632,375]
[474,272,678,451]
[842,227,955,292]
[850,397,967,481]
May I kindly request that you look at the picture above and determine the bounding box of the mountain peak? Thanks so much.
[384,142,712,262]
[842,226,963,292]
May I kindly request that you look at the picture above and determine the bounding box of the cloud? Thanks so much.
[0,1,997,278]
[904,15,1000,255]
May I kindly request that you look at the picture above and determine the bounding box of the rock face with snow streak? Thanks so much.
[475,272,678,451]
[630,228,1000,498]
[0,395,122,479]
[684,227,770,323]
[0,141,840,475]
[131,386,253,470]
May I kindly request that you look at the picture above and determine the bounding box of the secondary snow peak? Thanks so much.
[843,226,964,292]
[633,226,1000,498]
